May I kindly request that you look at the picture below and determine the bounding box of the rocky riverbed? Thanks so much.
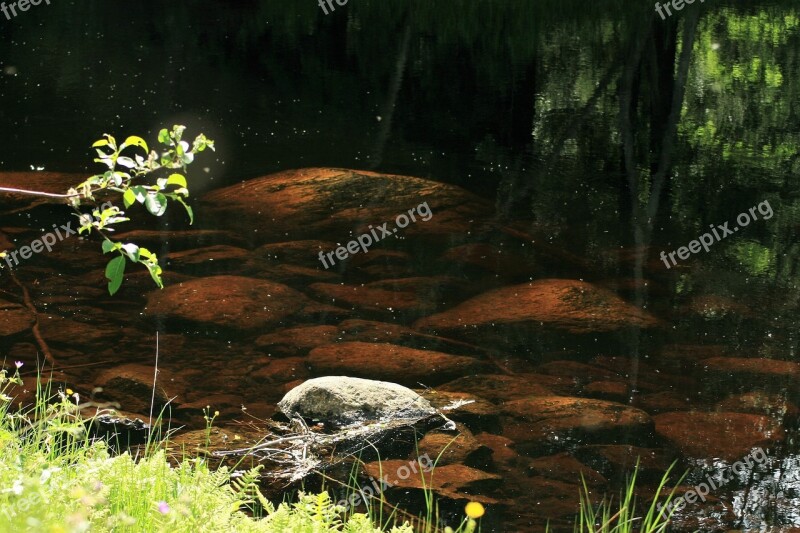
[0,168,795,532]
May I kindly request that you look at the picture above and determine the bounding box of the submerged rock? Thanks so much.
[362,459,502,501]
[94,363,178,414]
[277,376,439,428]
[0,300,34,336]
[255,325,341,356]
[653,411,784,461]
[306,342,490,387]
[438,373,576,402]
[502,396,653,455]
[308,282,436,316]
[145,275,308,331]
[199,168,492,243]
[414,279,661,350]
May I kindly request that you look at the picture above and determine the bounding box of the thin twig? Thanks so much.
[212,434,309,457]
[8,269,56,367]
[148,331,159,432]
[0,186,77,198]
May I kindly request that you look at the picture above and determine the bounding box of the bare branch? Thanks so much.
[0,186,78,199]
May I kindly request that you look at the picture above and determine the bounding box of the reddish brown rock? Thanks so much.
[254,325,341,357]
[165,245,251,274]
[340,319,424,343]
[474,433,518,465]
[574,445,677,483]
[701,357,800,380]
[37,314,116,346]
[716,392,800,425]
[653,411,784,461]
[95,364,182,414]
[308,282,436,316]
[414,279,661,339]
[296,302,353,322]
[253,240,336,267]
[589,355,690,392]
[584,381,629,402]
[249,357,310,386]
[438,373,576,403]
[365,276,471,307]
[537,361,622,385]
[251,264,340,285]
[524,452,606,487]
[199,168,492,243]
[0,300,34,336]
[502,396,653,454]
[417,424,492,467]
[419,389,501,433]
[512,477,583,523]
[632,391,693,414]
[145,275,307,331]
[340,319,484,356]
[306,342,490,387]
[114,269,195,296]
[362,460,502,501]
[0,231,15,251]
[176,394,246,420]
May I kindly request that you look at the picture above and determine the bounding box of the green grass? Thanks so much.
[559,459,685,533]
[0,365,416,533]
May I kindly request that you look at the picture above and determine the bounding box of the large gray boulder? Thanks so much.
[278,376,438,428]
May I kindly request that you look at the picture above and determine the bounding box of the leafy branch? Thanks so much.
[1,125,214,295]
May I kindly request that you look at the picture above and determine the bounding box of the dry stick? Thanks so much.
[8,269,56,367]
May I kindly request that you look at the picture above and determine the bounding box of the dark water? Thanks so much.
[1,1,800,531]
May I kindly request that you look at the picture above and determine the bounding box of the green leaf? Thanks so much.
[131,186,147,203]
[144,192,168,216]
[172,125,186,142]
[123,188,136,208]
[166,174,187,188]
[139,247,155,261]
[92,139,109,148]
[121,136,148,153]
[175,196,194,225]
[148,263,164,289]
[116,156,136,169]
[105,255,125,295]
[158,129,170,144]
[111,172,129,187]
[101,239,118,254]
[121,243,140,262]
